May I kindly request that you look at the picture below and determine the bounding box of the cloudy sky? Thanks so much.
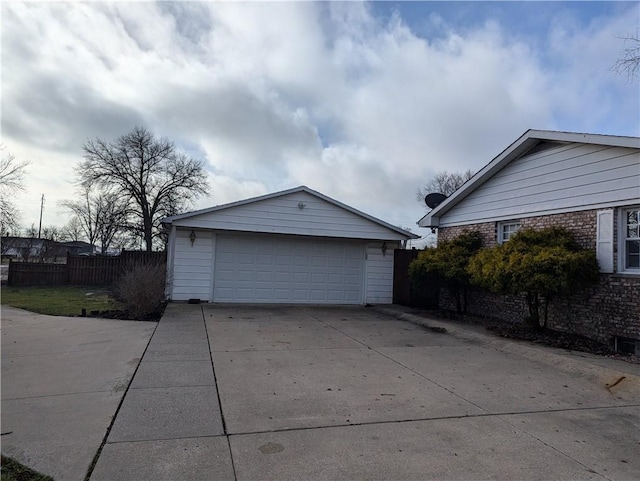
[2,1,639,242]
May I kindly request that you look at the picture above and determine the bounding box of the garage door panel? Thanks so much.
[311,257,327,267]
[346,274,361,285]
[256,271,273,282]
[256,254,274,265]
[214,234,364,304]
[293,272,308,283]
[274,289,290,300]
[328,290,346,301]
[311,273,326,283]
[328,257,345,267]
[294,256,309,266]
[275,255,291,266]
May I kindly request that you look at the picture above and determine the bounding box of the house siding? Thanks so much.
[440,143,640,226]
[171,229,214,301]
[171,191,404,241]
[365,242,397,304]
[437,209,640,345]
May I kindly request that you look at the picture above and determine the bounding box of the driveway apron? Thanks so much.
[90,304,640,481]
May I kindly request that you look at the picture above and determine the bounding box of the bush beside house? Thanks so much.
[467,227,600,330]
[435,210,640,347]
[409,231,481,314]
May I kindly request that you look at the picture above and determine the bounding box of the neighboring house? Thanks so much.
[60,241,95,256]
[162,186,418,305]
[1,237,69,263]
[418,129,640,352]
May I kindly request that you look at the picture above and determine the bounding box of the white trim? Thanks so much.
[497,220,522,244]
[210,233,217,302]
[596,209,614,273]
[362,245,368,305]
[618,205,640,275]
[166,225,176,299]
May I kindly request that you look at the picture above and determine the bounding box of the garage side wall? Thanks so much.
[171,229,214,301]
[365,242,397,304]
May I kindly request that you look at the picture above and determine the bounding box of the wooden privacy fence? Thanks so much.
[8,251,166,287]
[392,249,439,308]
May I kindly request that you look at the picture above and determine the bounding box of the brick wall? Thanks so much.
[437,209,640,346]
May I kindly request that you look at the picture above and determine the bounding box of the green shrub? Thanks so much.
[468,227,599,330]
[409,230,482,313]
[114,260,167,319]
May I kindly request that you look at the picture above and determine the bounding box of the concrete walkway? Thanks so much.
[89,304,640,481]
[1,306,156,481]
[90,304,232,480]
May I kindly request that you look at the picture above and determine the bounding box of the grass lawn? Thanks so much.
[0,285,122,317]
[1,456,54,481]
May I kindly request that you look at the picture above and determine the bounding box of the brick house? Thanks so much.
[418,130,640,354]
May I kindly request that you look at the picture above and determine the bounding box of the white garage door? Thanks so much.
[213,234,365,304]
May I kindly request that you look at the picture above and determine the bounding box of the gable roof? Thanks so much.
[418,129,640,228]
[163,185,419,240]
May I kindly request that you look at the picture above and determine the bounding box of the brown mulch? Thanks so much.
[87,303,166,322]
[421,309,640,364]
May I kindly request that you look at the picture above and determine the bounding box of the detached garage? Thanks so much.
[162,186,417,305]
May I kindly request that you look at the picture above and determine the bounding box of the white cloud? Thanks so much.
[2,1,638,235]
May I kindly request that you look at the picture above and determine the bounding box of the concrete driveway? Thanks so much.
[89,304,640,481]
[1,306,156,481]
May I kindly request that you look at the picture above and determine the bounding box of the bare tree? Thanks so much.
[60,184,130,254]
[60,216,85,242]
[416,170,474,211]
[41,225,61,241]
[25,224,37,238]
[612,30,640,80]
[78,127,210,252]
[0,145,30,235]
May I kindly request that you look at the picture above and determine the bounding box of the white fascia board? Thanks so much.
[417,212,439,228]
[528,130,640,149]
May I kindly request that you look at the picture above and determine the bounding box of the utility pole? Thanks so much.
[38,194,45,238]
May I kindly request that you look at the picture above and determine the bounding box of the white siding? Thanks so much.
[172,191,403,241]
[440,143,640,227]
[171,229,213,301]
[365,242,397,304]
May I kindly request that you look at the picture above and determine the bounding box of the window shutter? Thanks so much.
[596,209,614,273]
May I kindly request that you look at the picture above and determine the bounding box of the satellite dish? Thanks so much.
[425,193,447,209]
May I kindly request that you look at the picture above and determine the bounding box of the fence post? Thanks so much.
[66,252,70,285]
